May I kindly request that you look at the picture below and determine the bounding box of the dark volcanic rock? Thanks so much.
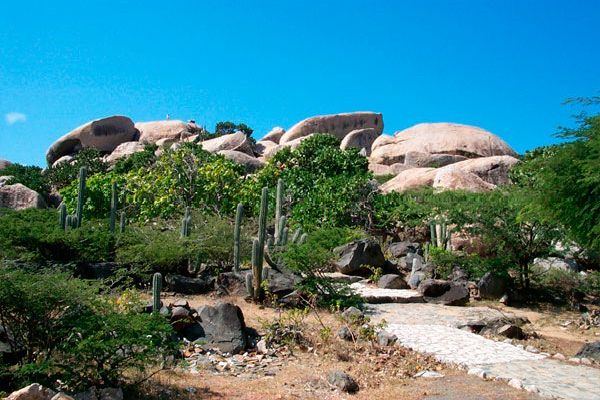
[377,274,409,289]
[418,279,470,306]
[197,302,247,354]
[477,272,508,300]
[165,274,213,294]
[334,239,385,275]
[576,341,600,361]
[327,370,359,393]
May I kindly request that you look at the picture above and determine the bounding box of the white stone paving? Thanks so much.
[350,282,424,303]
[366,303,600,400]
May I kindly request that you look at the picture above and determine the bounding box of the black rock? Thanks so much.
[197,302,247,354]
[418,279,470,306]
[387,241,419,258]
[334,239,385,275]
[327,370,359,393]
[216,271,249,296]
[449,266,468,283]
[377,274,409,289]
[477,272,508,300]
[576,341,600,361]
[165,274,213,294]
[263,268,301,296]
[496,324,526,339]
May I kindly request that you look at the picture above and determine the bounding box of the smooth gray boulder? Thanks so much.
[334,239,385,275]
[0,183,46,210]
[197,302,247,354]
[280,112,383,144]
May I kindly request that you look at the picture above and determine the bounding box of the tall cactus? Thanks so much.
[180,207,192,238]
[58,202,67,230]
[109,182,118,233]
[274,178,284,243]
[246,239,259,299]
[75,167,87,228]
[152,272,162,313]
[233,203,243,273]
[429,220,451,250]
[119,212,126,233]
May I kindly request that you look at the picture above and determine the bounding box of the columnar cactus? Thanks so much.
[152,272,162,313]
[119,212,126,233]
[58,202,67,230]
[75,167,87,228]
[248,188,269,299]
[109,182,118,233]
[429,220,451,250]
[274,178,284,243]
[180,207,192,238]
[233,203,244,273]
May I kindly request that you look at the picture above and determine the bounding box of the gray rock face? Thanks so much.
[135,120,191,144]
[280,112,383,144]
[477,272,508,299]
[46,115,138,165]
[339,128,380,155]
[418,279,470,306]
[341,306,364,322]
[337,326,353,341]
[104,141,146,163]
[165,274,213,294]
[0,183,46,210]
[334,239,385,275]
[576,341,600,361]
[327,370,359,393]
[197,302,247,354]
[387,241,419,258]
[377,274,409,289]
[262,268,302,297]
[377,331,397,346]
[261,126,286,144]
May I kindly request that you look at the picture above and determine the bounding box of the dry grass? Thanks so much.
[131,294,541,400]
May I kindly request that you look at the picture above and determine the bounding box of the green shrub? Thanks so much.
[0,269,176,392]
[112,144,157,174]
[282,227,364,308]
[428,247,508,281]
[1,164,49,197]
[45,148,108,190]
[0,209,115,263]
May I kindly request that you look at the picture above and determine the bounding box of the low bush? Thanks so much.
[1,164,49,197]
[0,269,176,392]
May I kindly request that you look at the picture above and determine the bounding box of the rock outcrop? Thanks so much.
[262,134,315,159]
[279,112,383,144]
[46,116,138,165]
[136,120,191,144]
[380,155,519,193]
[0,183,46,210]
[104,141,146,163]
[370,123,517,166]
[339,128,380,155]
[218,150,264,172]
[261,126,286,143]
[334,239,385,275]
[0,159,11,171]
[200,132,254,156]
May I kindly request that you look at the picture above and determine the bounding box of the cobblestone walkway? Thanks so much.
[366,302,600,399]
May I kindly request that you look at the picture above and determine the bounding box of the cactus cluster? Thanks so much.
[429,220,451,250]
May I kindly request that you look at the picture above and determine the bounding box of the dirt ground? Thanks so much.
[133,294,551,400]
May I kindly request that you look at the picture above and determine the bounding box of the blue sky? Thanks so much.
[1,1,599,166]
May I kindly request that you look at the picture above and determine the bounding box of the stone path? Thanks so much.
[358,287,600,400]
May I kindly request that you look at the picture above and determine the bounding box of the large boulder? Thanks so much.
[533,257,579,272]
[477,272,508,300]
[5,383,56,400]
[387,241,419,258]
[404,151,467,168]
[368,162,409,177]
[371,134,395,152]
[0,159,11,171]
[0,183,46,210]
[369,122,517,166]
[418,279,470,306]
[334,239,385,275]
[104,141,146,163]
[263,268,302,297]
[200,131,254,156]
[254,140,278,157]
[279,112,383,144]
[432,168,496,192]
[263,134,315,159]
[380,168,436,193]
[446,156,519,186]
[197,302,247,354]
[135,120,191,144]
[261,126,286,144]
[217,150,264,172]
[339,128,380,155]
[576,341,600,361]
[46,116,138,165]
[377,274,409,289]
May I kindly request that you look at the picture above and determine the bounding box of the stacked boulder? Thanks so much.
[369,123,519,193]
[0,159,46,210]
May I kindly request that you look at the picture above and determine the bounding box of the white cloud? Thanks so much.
[5,112,27,125]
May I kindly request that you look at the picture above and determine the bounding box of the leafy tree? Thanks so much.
[511,98,600,253]
[243,134,373,229]
[214,121,253,137]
